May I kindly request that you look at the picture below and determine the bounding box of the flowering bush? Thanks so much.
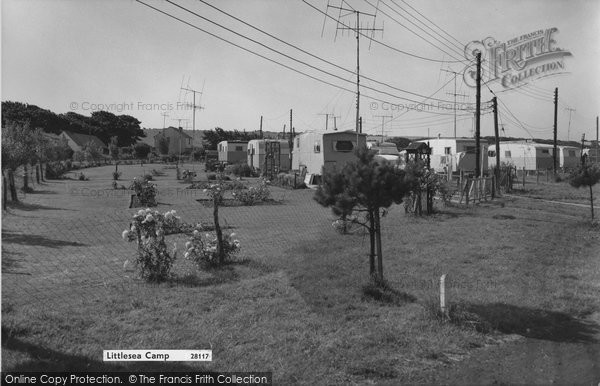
[232,178,271,206]
[112,170,122,180]
[184,229,240,269]
[122,208,181,281]
[182,169,197,183]
[129,177,157,206]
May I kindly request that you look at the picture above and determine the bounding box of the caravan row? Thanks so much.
[216,135,583,177]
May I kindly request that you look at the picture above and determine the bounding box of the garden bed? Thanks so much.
[195,198,281,207]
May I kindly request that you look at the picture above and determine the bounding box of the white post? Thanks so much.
[440,274,447,317]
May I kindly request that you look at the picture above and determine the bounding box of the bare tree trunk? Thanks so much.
[23,164,29,192]
[8,169,18,201]
[3,174,7,210]
[35,164,40,184]
[374,208,384,283]
[40,162,44,182]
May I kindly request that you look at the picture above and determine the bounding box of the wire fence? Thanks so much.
[2,192,332,310]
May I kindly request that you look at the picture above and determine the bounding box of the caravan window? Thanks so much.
[488,150,496,157]
[541,149,549,154]
[505,150,511,158]
[235,146,243,151]
[334,140,354,152]
[296,138,300,148]
[314,141,321,153]
[444,147,451,155]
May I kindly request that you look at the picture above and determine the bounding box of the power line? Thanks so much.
[368,0,465,61]
[196,0,463,104]
[302,0,466,64]
[397,0,466,49]
[137,0,474,116]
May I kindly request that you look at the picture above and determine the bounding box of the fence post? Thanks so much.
[536,169,539,184]
[440,274,448,318]
[522,167,526,187]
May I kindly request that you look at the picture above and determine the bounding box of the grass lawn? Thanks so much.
[2,162,599,383]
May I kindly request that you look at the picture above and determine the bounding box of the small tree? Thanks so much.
[569,164,600,221]
[133,142,152,160]
[315,147,411,282]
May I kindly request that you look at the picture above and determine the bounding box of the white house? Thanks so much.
[247,139,290,172]
[487,141,554,171]
[217,141,248,164]
[413,137,488,173]
[291,130,367,175]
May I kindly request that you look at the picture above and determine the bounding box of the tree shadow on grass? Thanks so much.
[1,328,196,372]
[2,231,87,248]
[1,249,28,274]
[4,201,68,212]
[450,302,600,343]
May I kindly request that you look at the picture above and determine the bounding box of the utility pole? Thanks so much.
[565,107,575,141]
[259,115,263,139]
[475,51,482,177]
[289,109,294,167]
[161,112,169,130]
[332,115,341,131]
[318,113,330,131]
[581,134,586,166]
[553,88,558,174]
[492,97,500,184]
[374,115,393,142]
[326,4,382,144]
[181,85,205,162]
[442,68,468,139]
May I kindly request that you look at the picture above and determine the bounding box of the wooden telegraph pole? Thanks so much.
[553,88,558,174]
[475,52,482,177]
[492,97,500,187]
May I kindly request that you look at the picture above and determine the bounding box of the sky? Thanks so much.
[2,0,599,142]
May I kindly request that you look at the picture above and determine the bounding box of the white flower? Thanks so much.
[203,189,207,193]
[122,230,130,240]
[230,233,236,238]
[130,225,137,232]
[208,246,217,252]
[205,233,211,238]
[137,209,145,216]
[184,251,190,259]
[145,214,154,222]
[185,241,192,249]
[193,230,200,237]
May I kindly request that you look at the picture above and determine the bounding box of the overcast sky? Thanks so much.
[2,0,599,141]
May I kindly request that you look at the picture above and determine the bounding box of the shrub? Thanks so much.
[122,209,180,282]
[78,172,88,181]
[176,166,181,180]
[185,229,240,269]
[225,163,255,177]
[129,178,157,206]
[232,178,271,205]
[113,170,122,180]
[182,169,197,183]
[143,174,153,181]
[45,161,68,179]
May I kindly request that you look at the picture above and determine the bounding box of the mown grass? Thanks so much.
[2,163,599,383]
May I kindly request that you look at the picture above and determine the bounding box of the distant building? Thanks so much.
[154,126,193,155]
[60,131,107,153]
